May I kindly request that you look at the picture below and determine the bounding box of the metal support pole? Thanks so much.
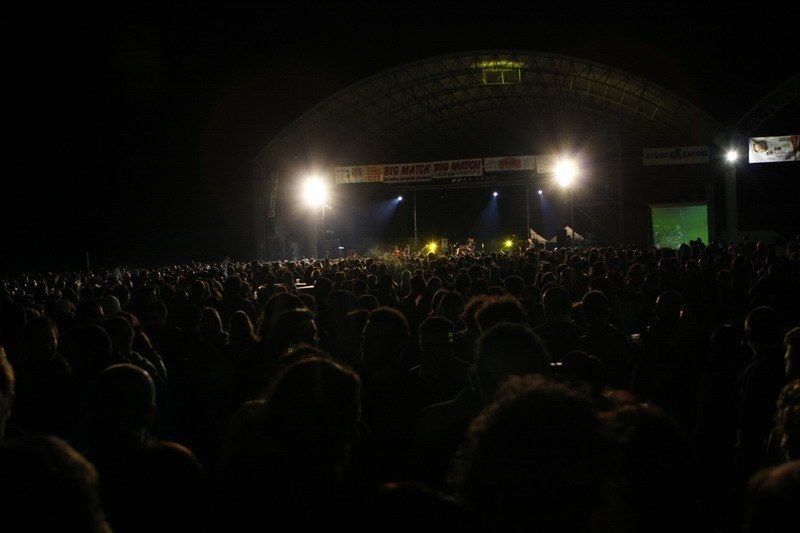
[525,183,531,235]
[569,189,575,237]
[413,190,418,248]
[618,129,625,244]
[308,213,318,258]
[725,165,738,243]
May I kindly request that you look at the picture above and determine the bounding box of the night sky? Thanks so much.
[4,3,798,271]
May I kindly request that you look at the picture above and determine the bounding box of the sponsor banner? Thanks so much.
[748,135,800,163]
[334,165,385,184]
[382,162,433,183]
[335,158,483,183]
[643,146,709,165]
[536,155,558,173]
[485,155,537,172]
[431,158,483,178]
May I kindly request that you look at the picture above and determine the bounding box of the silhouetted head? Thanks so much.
[580,290,610,329]
[22,316,58,362]
[776,380,800,461]
[437,291,464,324]
[0,435,109,532]
[745,306,783,356]
[476,296,528,333]
[102,316,135,356]
[561,351,607,396]
[457,376,608,531]
[476,323,551,398]
[229,310,257,343]
[258,292,304,339]
[224,275,243,296]
[358,294,379,311]
[542,286,573,322]
[504,275,524,297]
[655,291,683,326]
[745,460,800,533]
[362,307,409,368]
[62,326,114,379]
[269,309,318,356]
[200,307,223,338]
[94,364,157,432]
[784,327,800,379]
[265,357,360,461]
[419,316,456,362]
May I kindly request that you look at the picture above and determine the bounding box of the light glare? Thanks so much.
[555,159,578,187]
[302,177,328,207]
[726,150,739,163]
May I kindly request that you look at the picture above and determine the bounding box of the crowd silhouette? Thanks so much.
[1,238,799,531]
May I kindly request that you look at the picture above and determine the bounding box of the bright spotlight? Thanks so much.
[493,191,498,197]
[555,159,578,187]
[397,195,403,201]
[725,150,739,163]
[503,239,513,249]
[427,241,438,252]
[302,177,328,207]
[537,189,543,195]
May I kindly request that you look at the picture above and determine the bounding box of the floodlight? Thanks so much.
[554,159,578,187]
[504,239,513,248]
[302,177,328,207]
[427,241,438,252]
[725,150,739,163]
[493,191,498,197]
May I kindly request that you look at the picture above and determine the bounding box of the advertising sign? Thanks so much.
[536,155,558,173]
[748,135,800,163]
[484,155,537,172]
[643,146,709,166]
[335,158,483,184]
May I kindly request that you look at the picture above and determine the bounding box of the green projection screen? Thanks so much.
[650,203,709,248]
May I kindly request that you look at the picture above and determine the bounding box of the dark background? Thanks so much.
[3,3,798,271]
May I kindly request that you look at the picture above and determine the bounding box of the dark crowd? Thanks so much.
[2,238,800,532]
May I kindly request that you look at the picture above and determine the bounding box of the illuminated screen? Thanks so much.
[650,203,708,248]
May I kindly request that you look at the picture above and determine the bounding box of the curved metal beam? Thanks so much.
[735,71,799,135]
[256,50,724,166]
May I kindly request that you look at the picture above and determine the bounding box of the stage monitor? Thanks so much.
[650,203,708,248]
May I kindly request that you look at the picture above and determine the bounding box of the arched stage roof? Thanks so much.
[255,50,726,174]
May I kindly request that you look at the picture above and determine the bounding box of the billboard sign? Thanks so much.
[484,155,537,172]
[536,155,558,173]
[335,158,483,184]
[643,146,709,165]
[748,135,800,163]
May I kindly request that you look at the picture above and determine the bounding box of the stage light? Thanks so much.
[302,176,328,207]
[427,241,438,252]
[493,191,498,197]
[725,150,739,163]
[555,159,578,187]
[397,195,403,201]
[503,239,513,249]
[537,189,543,195]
